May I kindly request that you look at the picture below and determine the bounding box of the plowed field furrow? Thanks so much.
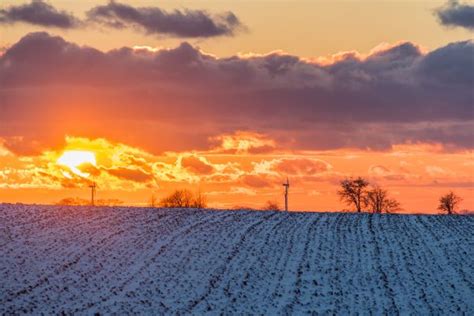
[0,205,472,314]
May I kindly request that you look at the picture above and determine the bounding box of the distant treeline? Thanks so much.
[337,177,462,215]
[151,177,464,214]
[57,177,464,214]
[56,197,123,207]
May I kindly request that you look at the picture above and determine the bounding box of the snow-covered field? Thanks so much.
[0,205,473,314]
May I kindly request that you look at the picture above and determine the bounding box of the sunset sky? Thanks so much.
[0,0,473,212]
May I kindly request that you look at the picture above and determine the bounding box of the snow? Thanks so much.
[0,204,473,314]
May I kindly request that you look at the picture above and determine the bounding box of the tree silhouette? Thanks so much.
[338,177,369,212]
[159,189,207,208]
[365,185,401,213]
[149,193,157,207]
[438,191,462,214]
[192,190,207,208]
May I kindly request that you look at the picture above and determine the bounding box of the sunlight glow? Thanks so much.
[57,150,96,178]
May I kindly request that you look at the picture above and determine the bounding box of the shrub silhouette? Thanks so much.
[263,200,280,211]
[56,197,123,206]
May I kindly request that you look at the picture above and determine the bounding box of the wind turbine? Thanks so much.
[89,182,97,206]
[283,177,290,211]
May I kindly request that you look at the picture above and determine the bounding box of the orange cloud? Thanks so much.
[274,158,331,175]
[368,165,407,181]
[210,131,276,154]
[0,135,472,213]
[2,137,46,156]
[106,167,154,183]
[77,163,101,177]
[181,156,214,175]
[241,174,273,188]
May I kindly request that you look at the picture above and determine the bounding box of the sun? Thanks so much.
[57,150,97,178]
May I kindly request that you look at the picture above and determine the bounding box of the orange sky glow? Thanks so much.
[0,135,472,213]
[0,1,472,213]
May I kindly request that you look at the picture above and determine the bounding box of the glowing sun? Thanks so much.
[57,150,97,178]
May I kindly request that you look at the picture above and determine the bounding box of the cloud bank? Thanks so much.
[86,1,242,37]
[0,32,473,153]
[436,0,474,30]
[0,0,79,28]
[0,0,242,38]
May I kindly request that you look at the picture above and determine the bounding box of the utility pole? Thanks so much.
[283,178,290,211]
[89,182,96,206]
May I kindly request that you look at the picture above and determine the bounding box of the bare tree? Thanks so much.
[149,193,157,207]
[338,177,369,212]
[365,185,401,213]
[159,189,207,209]
[192,190,207,208]
[160,189,193,208]
[438,191,462,214]
[263,200,280,211]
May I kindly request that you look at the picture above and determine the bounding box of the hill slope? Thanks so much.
[1,205,473,314]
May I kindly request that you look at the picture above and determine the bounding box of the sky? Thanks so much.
[0,0,473,212]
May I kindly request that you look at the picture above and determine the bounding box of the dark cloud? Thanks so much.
[436,0,474,30]
[0,32,473,152]
[0,1,242,38]
[417,40,474,86]
[86,1,242,37]
[0,0,80,28]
